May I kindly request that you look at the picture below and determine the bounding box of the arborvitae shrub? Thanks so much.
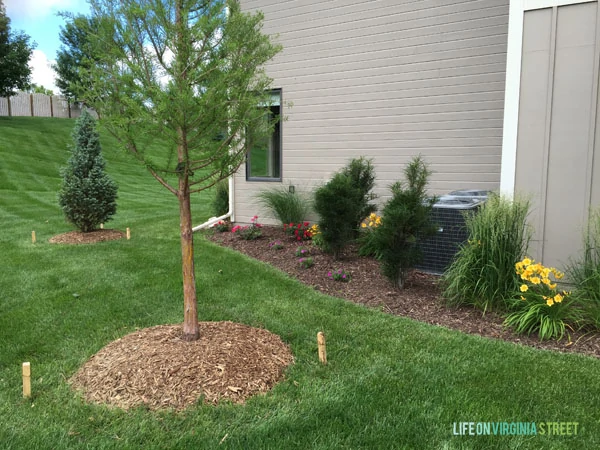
[58,111,118,232]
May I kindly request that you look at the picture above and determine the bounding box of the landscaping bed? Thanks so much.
[207,225,600,359]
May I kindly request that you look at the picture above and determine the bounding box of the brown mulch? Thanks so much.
[207,225,600,359]
[49,229,125,244]
[70,322,293,411]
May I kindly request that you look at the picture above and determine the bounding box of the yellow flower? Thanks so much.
[361,223,367,228]
[520,295,526,301]
[530,277,541,285]
[523,257,532,266]
[541,277,551,285]
[554,293,564,303]
[555,271,564,280]
[548,282,557,289]
[520,284,529,292]
[546,298,554,307]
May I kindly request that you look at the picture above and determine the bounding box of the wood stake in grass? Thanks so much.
[31,231,36,244]
[317,332,327,365]
[126,228,131,240]
[22,362,31,398]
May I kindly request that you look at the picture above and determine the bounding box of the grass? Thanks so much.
[568,210,600,330]
[442,194,531,312]
[256,187,312,225]
[1,117,600,449]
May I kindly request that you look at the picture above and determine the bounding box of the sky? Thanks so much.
[5,0,91,94]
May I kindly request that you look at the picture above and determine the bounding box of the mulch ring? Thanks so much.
[70,321,294,411]
[49,229,125,244]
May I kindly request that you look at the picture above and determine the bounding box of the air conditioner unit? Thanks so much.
[415,190,489,275]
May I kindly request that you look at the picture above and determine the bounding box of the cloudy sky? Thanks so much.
[5,0,90,94]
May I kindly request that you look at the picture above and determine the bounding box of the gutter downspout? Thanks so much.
[192,174,235,232]
[193,3,234,233]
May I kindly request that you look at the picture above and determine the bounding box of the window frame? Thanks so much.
[246,88,282,182]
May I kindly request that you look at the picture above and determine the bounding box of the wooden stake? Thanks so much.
[100,223,104,229]
[126,227,131,240]
[22,362,31,398]
[317,332,327,365]
[31,231,36,244]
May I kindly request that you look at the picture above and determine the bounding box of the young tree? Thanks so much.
[0,0,35,97]
[58,110,118,233]
[81,0,281,340]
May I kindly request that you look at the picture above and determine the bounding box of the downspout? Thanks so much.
[192,174,235,232]
[192,2,233,234]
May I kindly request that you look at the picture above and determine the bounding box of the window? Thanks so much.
[246,89,281,181]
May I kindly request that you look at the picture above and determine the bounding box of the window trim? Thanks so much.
[246,88,282,182]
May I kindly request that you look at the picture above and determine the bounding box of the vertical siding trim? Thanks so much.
[538,7,558,262]
[501,0,597,197]
[500,0,524,196]
[584,3,600,223]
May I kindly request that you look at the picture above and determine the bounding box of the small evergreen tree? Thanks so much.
[360,156,437,288]
[314,157,377,258]
[341,157,377,234]
[58,110,117,232]
[314,172,364,259]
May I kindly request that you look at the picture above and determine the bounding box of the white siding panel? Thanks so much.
[236,0,509,225]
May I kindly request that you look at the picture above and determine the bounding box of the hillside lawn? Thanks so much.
[0,117,599,449]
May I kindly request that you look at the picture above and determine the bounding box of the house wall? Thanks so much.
[507,0,600,270]
[236,0,510,224]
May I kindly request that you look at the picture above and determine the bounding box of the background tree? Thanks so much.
[58,110,118,233]
[54,14,99,101]
[81,0,281,341]
[0,0,35,97]
[27,83,54,95]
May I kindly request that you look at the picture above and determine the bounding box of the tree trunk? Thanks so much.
[179,178,199,341]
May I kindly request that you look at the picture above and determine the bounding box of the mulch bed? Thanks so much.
[70,322,293,411]
[207,225,600,359]
[49,229,125,244]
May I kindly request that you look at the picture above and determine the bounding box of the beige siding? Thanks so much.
[515,1,600,270]
[236,0,509,224]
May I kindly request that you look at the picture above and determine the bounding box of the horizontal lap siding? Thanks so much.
[236,0,509,224]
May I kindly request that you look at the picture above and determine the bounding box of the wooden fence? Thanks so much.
[0,93,86,119]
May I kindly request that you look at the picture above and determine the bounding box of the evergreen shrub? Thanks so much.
[58,111,118,232]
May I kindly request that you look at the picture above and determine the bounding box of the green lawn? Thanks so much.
[1,117,599,449]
